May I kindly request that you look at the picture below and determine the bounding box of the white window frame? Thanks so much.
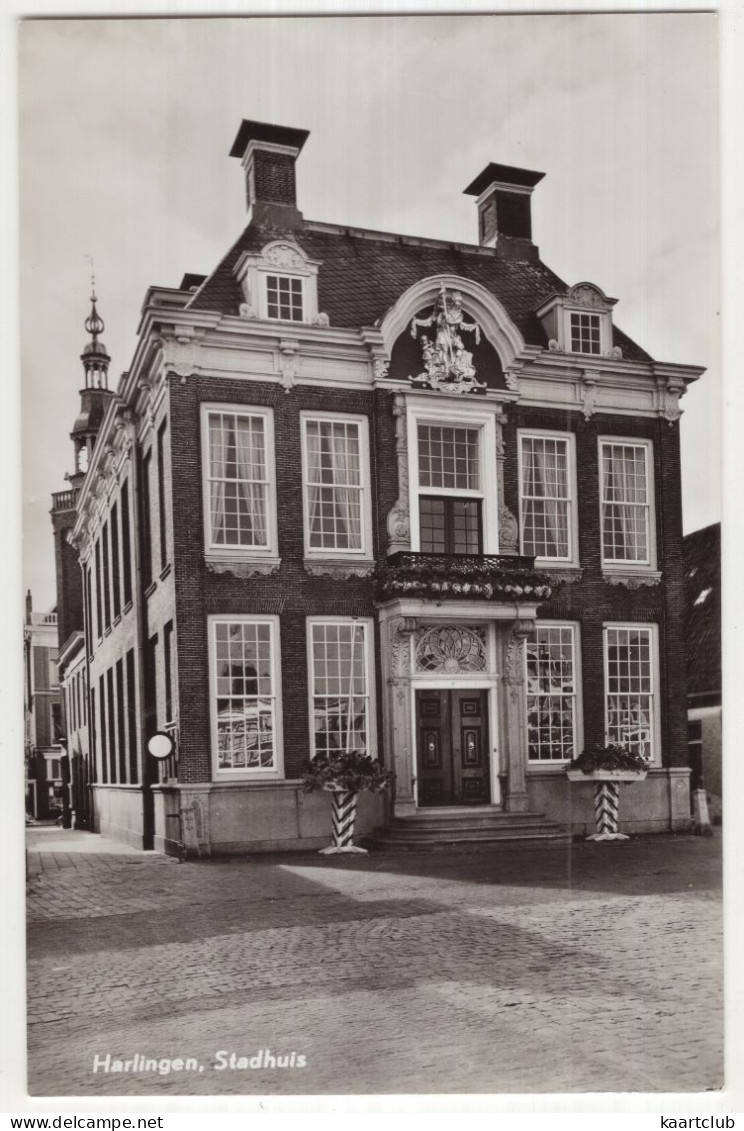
[406,400,500,554]
[200,404,279,564]
[306,617,377,762]
[234,241,320,325]
[208,614,284,781]
[598,436,656,571]
[560,305,612,356]
[526,621,583,767]
[517,429,578,566]
[264,272,306,323]
[568,310,602,355]
[44,754,63,782]
[603,622,661,766]
[300,412,374,561]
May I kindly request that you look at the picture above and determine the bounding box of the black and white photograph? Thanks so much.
[13,8,727,1112]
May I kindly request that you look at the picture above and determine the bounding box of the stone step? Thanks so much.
[389,812,551,831]
[369,828,571,850]
[368,808,570,849]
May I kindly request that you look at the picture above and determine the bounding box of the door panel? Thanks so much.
[416,690,451,806]
[416,689,490,806]
[452,691,490,804]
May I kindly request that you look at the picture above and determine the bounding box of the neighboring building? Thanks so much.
[684,522,721,821]
[50,293,114,828]
[23,594,63,819]
[62,119,703,854]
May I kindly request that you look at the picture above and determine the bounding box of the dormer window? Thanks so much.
[537,283,619,359]
[569,311,601,355]
[266,274,303,322]
[234,240,322,325]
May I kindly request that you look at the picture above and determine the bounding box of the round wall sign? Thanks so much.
[147,731,174,760]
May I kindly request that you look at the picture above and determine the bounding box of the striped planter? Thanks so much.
[319,788,368,855]
[566,770,647,842]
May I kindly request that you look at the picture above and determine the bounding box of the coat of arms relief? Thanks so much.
[409,285,486,394]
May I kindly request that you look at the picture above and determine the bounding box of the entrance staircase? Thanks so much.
[368,806,570,850]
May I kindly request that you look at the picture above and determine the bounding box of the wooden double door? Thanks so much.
[415,689,491,807]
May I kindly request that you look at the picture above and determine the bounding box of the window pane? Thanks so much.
[570,312,601,354]
[266,274,303,322]
[214,621,276,771]
[208,412,268,547]
[605,627,653,760]
[520,436,571,558]
[419,497,481,554]
[417,425,479,490]
[311,623,370,758]
[305,420,363,550]
[601,443,649,562]
[527,625,577,761]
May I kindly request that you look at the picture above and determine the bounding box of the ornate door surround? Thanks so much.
[380,605,537,817]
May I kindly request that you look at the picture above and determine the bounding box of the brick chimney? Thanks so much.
[230,119,310,229]
[463,163,545,248]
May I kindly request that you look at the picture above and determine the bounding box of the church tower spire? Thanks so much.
[81,285,111,390]
[70,286,114,482]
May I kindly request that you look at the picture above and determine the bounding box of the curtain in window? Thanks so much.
[235,417,267,545]
[209,414,266,546]
[209,416,227,543]
[603,446,646,561]
[530,443,565,554]
[307,422,362,549]
[523,439,568,556]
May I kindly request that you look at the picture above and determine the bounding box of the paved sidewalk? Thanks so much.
[26,829,723,1096]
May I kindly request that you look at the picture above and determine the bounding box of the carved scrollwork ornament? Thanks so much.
[581,372,599,421]
[498,506,519,554]
[663,380,685,424]
[389,616,415,677]
[503,620,535,686]
[278,340,299,393]
[263,242,306,270]
[386,393,411,553]
[373,357,391,382]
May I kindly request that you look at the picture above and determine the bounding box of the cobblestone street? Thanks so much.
[26,826,723,1097]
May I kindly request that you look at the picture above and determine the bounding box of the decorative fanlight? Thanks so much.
[415,625,487,673]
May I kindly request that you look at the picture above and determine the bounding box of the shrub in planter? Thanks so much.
[567,743,648,842]
[303,750,393,855]
[568,742,649,775]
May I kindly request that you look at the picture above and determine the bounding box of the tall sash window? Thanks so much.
[601,441,652,565]
[302,417,369,555]
[308,620,373,759]
[211,617,281,776]
[519,434,573,560]
[206,411,269,549]
[604,625,657,762]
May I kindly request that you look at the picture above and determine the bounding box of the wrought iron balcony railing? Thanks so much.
[375,551,552,603]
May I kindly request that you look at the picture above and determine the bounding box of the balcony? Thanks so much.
[52,488,79,512]
[375,552,553,603]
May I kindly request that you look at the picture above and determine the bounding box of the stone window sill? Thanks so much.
[206,557,281,579]
[303,559,375,579]
[603,570,661,589]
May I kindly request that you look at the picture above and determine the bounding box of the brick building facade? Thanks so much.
[23,595,63,819]
[63,119,703,853]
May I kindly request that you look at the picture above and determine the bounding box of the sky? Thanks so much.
[18,13,720,611]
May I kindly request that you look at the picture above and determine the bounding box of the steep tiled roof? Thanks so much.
[683,522,721,697]
[187,220,652,363]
